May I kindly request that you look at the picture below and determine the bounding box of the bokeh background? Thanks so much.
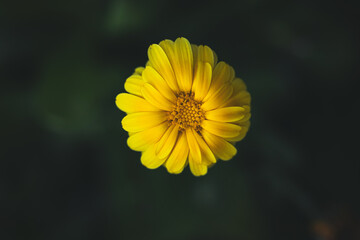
[1,0,359,239]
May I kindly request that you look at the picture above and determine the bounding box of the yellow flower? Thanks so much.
[116,37,251,176]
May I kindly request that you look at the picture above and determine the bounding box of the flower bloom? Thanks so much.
[116,37,251,176]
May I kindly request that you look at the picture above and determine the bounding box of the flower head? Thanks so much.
[116,37,251,176]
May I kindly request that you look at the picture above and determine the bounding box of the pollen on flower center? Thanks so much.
[168,92,205,132]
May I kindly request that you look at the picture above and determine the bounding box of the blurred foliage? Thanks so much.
[1,0,359,239]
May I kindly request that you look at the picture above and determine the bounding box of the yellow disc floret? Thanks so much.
[168,92,205,132]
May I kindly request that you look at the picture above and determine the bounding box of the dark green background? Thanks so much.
[1,0,359,239]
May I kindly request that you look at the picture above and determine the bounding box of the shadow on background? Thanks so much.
[1,0,359,239]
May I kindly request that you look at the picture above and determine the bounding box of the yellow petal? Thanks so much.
[186,128,201,164]
[192,45,215,80]
[147,43,178,92]
[235,112,251,124]
[197,45,215,68]
[192,62,212,101]
[160,38,193,92]
[159,40,176,62]
[213,50,218,66]
[122,111,167,132]
[142,66,177,103]
[134,67,145,75]
[145,61,152,67]
[127,122,168,151]
[242,105,251,113]
[192,129,216,164]
[189,155,208,176]
[232,78,247,92]
[141,144,166,169]
[124,75,144,97]
[203,62,232,102]
[191,44,198,66]
[115,93,160,113]
[205,107,246,122]
[173,37,193,92]
[229,65,235,82]
[155,124,179,159]
[222,90,251,107]
[202,129,237,161]
[201,84,233,111]
[165,132,189,174]
[237,91,251,105]
[141,83,174,111]
[226,121,250,142]
[201,120,241,138]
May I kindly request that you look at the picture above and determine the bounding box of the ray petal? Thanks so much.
[116,93,160,113]
[221,91,251,107]
[155,124,179,159]
[201,84,233,111]
[202,129,237,161]
[122,112,167,132]
[205,107,246,122]
[134,67,145,76]
[165,132,189,174]
[201,120,241,138]
[160,38,193,92]
[189,155,208,177]
[192,129,216,164]
[186,128,202,164]
[147,43,178,92]
[142,66,177,103]
[141,83,174,111]
[141,144,167,169]
[232,78,247,92]
[124,75,144,97]
[127,122,168,151]
[192,62,212,101]
[174,38,193,92]
[203,62,232,102]
[225,121,251,142]
[198,45,216,68]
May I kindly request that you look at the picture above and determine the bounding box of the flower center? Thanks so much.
[168,92,205,132]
